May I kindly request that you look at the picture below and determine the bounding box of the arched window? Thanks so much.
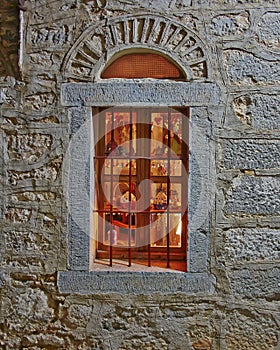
[101,52,185,80]
[93,53,189,271]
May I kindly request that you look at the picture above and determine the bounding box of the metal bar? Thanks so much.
[109,109,115,266]
[148,107,152,267]
[128,108,133,267]
[166,108,171,268]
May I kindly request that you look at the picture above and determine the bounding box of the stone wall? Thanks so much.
[0,0,280,349]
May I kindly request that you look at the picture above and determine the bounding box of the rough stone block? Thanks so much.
[7,133,52,162]
[2,288,54,333]
[256,12,280,51]
[229,267,280,298]
[30,24,73,47]
[5,207,32,223]
[224,175,280,215]
[219,139,280,170]
[211,12,250,36]
[232,93,280,129]
[106,0,192,11]
[216,228,280,265]
[4,230,53,254]
[25,92,56,111]
[10,191,56,202]
[223,50,280,85]
[224,308,278,350]
[8,156,62,185]
[29,51,57,69]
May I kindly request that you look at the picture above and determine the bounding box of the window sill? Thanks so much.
[58,270,216,295]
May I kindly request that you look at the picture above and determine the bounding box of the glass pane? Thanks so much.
[170,112,182,155]
[151,183,168,210]
[151,112,168,156]
[169,184,182,210]
[103,213,136,247]
[169,214,182,247]
[115,182,137,211]
[105,111,136,156]
[104,159,136,175]
[150,159,168,176]
[150,213,182,247]
[150,213,168,247]
[170,160,182,176]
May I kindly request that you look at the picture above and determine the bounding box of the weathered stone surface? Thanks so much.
[224,175,280,215]
[5,207,32,223]
[211,12,250,36]
[4,230,53,253]
[106,0,192,11]
[8,156,62,185]
[0,86,18,107]
[1,2,280,349]
[0,1,19,78]
[7,133,52,162]
[216,228,280,265]
[219,139,280,170]
[30,24,73,47]
[232,93,280,129]
[58,271,216,294]
[194,0,278,5]
[256,12,280,51]
[25,92,56,110]
[224,308,278,350]
[29,51,57,68]
[192,338,212,350]
[67,304,93,326]
[10,191,56,202]
[223,50,280,85]
[22,334,65,348]
[229,267,280,298]
[2,288,54,332]
[0,271,10,288]
[61,82,220,106]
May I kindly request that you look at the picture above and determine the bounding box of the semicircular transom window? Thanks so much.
[101,53,185,80]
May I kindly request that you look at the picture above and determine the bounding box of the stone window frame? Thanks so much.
[57,13,218,294]
[58,79,218,295]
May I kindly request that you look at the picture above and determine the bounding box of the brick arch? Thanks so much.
[62,14,211,82]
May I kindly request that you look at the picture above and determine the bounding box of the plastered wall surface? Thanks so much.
[0,0,280,349]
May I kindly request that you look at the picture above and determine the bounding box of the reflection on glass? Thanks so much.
[95,108,187,255]
[150,213,167,246]
[169,184,181,210]
[150,213,182,247]
[150,183,181,211]
[105,111,136,156]
[170,214,182,247]
[150,159,182,176]
[170,160,182,176]
[151,183,168,210]
[151,112,183,156]
[104,213,136,247]
[150,160,168,176]
[104,159,136,175]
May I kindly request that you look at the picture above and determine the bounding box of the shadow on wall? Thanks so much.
[0,0,20,79]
